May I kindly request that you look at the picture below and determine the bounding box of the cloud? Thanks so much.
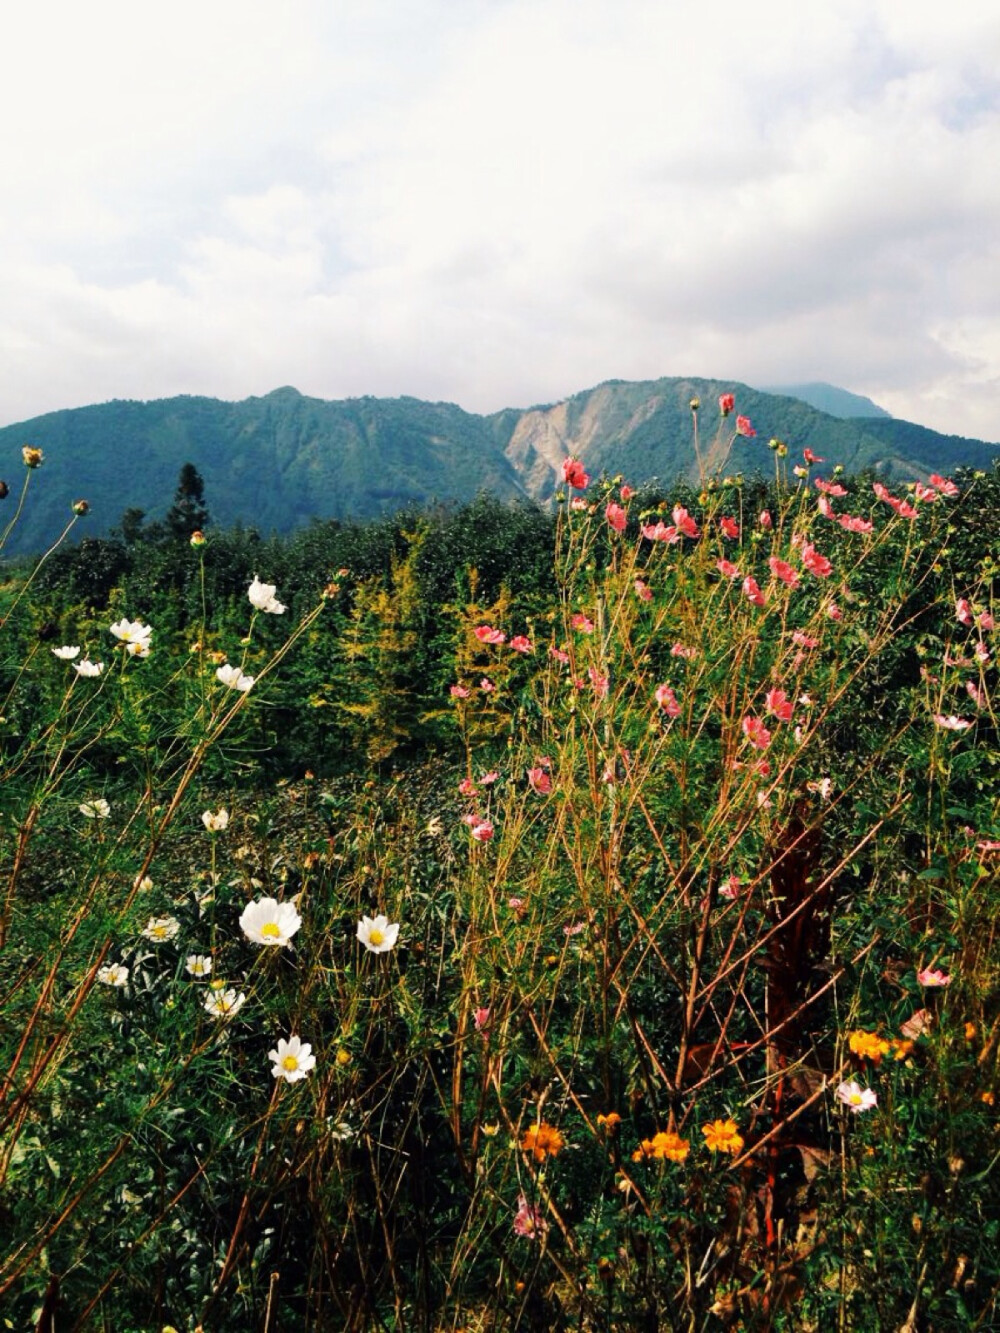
[0,0,998,441]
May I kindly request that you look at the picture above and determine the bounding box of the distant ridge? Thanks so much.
[760,382,892,420]
[0,377,996,555]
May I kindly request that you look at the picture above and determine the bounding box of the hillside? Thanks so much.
[1,378,997,554]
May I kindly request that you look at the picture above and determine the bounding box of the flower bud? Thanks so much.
[689,397,700,411]
[189,529,206,547]
[0,480,8,499]
[22,446,43,468]
[72,498,90,516]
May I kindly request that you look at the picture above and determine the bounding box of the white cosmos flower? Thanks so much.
[74,659,104,678]
[357,913,400,954]
[185,953,213,978]
[141,915,180,943]
[109,618,153,649]
[52,645,80,660]
[269,1035,316,1082]
[216,663,255,692]
[248,576,286,615]
[201,808,229,832]
[204,987,245,1018]
[79,798,111,819]
[239,897,302,946]
[97,962,129,987]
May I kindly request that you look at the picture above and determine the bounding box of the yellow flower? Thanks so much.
[632,1130,689,1163]
[22,446,43,468]
[597,1112,622,1133]
[849,1030,891,1063]
[891,1039,915,1061]
[520,1122,565,1161]
[702,1119,744,1155]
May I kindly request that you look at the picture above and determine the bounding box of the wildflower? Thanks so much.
[632,1131,689,1162]
[473,1007,491,1032]
[741,716,771,750]
[528,766,552,794]
[955,598,974,627]
[215,663,254,691]
[201,808,229,832]
[671,505,700,538]
[671,642,697,659]
[521,1122,565,1160]
[801,542,833,578]
[742,576,765,608]
[509,634,533,653]
[480,770,499,784]
[589,668,609,698]
[109,618,153,651]
[190,530,206,547]
[248,576,285,614]
[765,688,794,722]
[792,630,820,648]
[74,659,104,678]
[97,963,129,987]
[203,988,245,1019]
[978,611,995,630]
[975,640,991,664]
[570,612,594,633]
[135,874,153,892]
[141,916,180,943]
[239,897,302,946]
[52,645,80,660]
[838,513,873,534]
[450,684,470,698]
[717,558,741,579]
[702,1119,744,1154]
[933,715,972,731]
[562,456,590,489]
[474,624,506,645]
[185,954,213,978]
[569,496,589,512]
[835,1080,877,1113]
[357,913,400,953]
[807,777,833,800]
[508,895,526,914]
[849,1030,891,1063]
[513,1195,547,1239]
[719,875,741,900]
[469,818,494,842]
[815,477,847,497]
[930,473,959,497]
[913,482,938,503]
[719,393,735,416]
[563,921,585,937]
[641,520,678,542]
[605,502,627,532]
[655,684,681,717]
[916,967,951,987]
[458,776,478,796]
[22,446,43,468]
[901,1008,932,1039]
[71,498,90,516]
[634,578,653,601]
[967,680,985,708]
[597,1112,622,1132]
[769,556,800,587]
[550,646,570,664]
[720,516,739,538]
[479,677,495,693]
[79,798,111,819]
[269,1035,316,1083]
[803,449,824,464]
[735,415,756,438]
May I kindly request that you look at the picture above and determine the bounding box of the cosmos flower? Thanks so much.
[357,913,400,953]
[141,916,180,943]
[201,808,230,832]
[239,898,302,946]
[109,618,153,650]
[248,576,285,614]
[216,663,255,691]
[835,1080,877,1113]
[520,1122,565,1160]
[204,987,246,1018]
[97,962,129,987]
[702,1119,744,1154]
[474,625,506,645]
[79,798,111,819]
[916,967,951,988]
[513,1195,547,1239]
[52,645,80,660]
[185,954,213,978]
[269,1035,316,1082]
[561,456,590,489]
[632,1131,689,1163]
[74,659,104,678]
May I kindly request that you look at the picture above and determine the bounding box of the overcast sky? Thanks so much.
[2,0,998,439]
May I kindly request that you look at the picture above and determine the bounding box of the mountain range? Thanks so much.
[0,377,996,554]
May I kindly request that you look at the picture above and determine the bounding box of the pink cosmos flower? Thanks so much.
[792,630,820,648]
[480,771,499,785]
[826,602,843,621]
[913,482,938,503]
[735,415,756,437]
[450,685,470,698]
[571,613,594,634]
[620,484,634,501]
[672,505,700,538]
[966,680,985,708]
[929,473,959,497]
[717,558,741,579]
[742,716,771,750]
[634,578,653,601]
[956,598,974,627]
[458,777,478,796]
[589,668,609,698]
[719,875,741,901]
[528,766,552,794]
[605,502,627,533]
[720,516,740,538]
[977,839,1000,852]
[509,635,533,654]
[562,457,590,490]
[742,576,765,607]
[933,715,972,731]
[479,677,495,693]
[916,967,951,988]
[641,520,679,543]
[508,895,526,913]
[817,494,835,519]
[803,448,824,464]
[469,819,494,842]
[671,642,697,659]
[569,497,589,512]
[769,556,800,587]
[655,684,681,716]
[837,513,873,534]
[801,542,833,578]
[473,1006,491,1032]
[836,1080,877,1114]
[815,478,847,497]
[513,1195,547,1239]
[978,611,995,630]
[758,510,773,530]
[550,646,570,664]
[975,641,991,664]
[897,499,918,519]
[719,392,735,416]
[765,687,794,722]
[901,1008,932,1039]
[475,625,506,645]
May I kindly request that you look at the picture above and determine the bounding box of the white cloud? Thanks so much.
[0,0,998,441]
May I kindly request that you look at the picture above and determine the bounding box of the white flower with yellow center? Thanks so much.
[248,576,286,615]
[357,913,400,954]
[204,988,245,1018]
[185,954,213,978]
[141,915,180,943]
[269,1035,316,1083]
[239,897,302,946]
[97,962,129,987]
[52,645,80,660]
[109,618,153,651]
[216,663,255,692]
[201,808,229,832]
[79,798,111,819]
[74,659,104,678]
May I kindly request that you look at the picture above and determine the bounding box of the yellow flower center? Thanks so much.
[261,922,281,938]
[282,1055,299,1071]
[152,926,166,938]
[849,1091,862,1105]
[369,928,384,946]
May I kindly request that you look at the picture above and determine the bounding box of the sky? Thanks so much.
[1,0,999,440]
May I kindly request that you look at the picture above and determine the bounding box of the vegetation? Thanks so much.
[1,410,999,1331]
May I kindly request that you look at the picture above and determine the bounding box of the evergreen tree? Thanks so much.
[166,463,209,539]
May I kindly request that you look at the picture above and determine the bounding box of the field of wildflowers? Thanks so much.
[0,403,998,1330]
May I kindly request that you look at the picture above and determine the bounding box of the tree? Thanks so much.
[166,463,209,540]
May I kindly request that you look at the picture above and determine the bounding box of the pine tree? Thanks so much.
[166,463,209,540]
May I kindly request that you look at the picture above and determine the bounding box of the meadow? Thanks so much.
[1,403,998,1331]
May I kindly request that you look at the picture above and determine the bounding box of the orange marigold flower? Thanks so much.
[632,1130,689,1163]
[849,1030,891,1063]
[702,1119,744,1155]
[891,1039,915,1061]
[597,1112,622,1133]
[520,1122,565,1161]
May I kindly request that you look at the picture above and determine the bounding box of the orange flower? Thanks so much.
[702,1119,744,1155]
[891,1039,915,1061]
[597,1112,622,1133]
[849,1030,891,1063]
[520,1122,565,1161]
[631,1131,689,1163]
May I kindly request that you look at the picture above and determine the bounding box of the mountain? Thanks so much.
[1,378,997,555]
[760,382,892,419]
